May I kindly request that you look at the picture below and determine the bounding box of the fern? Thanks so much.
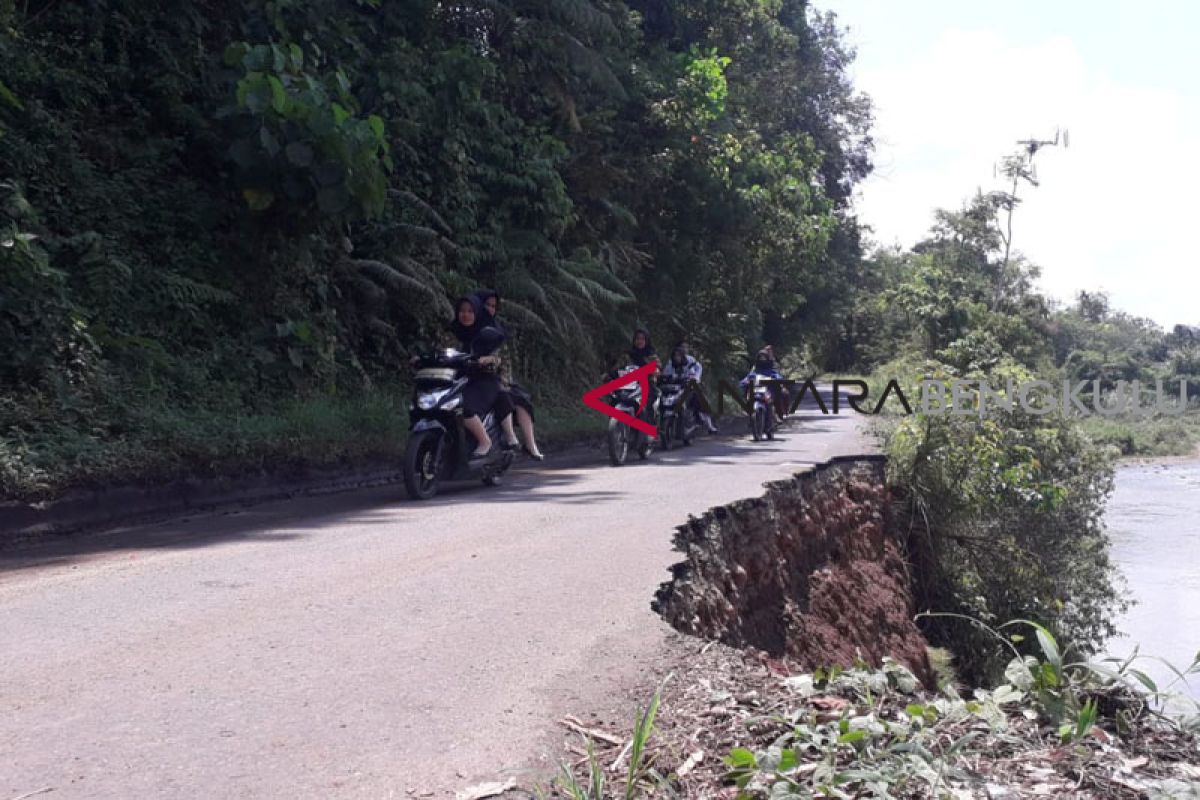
[350,258,453,317]
[147,270,236,307]
[388,189,453,235]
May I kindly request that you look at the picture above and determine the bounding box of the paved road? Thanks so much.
[1,392,872,799]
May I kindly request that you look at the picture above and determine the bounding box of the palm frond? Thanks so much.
[496,298,550,331]
[351,258,454,317]
[388,189,453,235]
[540,0,618,40]
[560,33,627,100]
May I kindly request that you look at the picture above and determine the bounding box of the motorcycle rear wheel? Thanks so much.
[752,407,765,442]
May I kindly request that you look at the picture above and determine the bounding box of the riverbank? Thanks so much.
[1081,411,1200,460]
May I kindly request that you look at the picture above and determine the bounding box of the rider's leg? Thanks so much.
[463,378,500,457]
[494,392,519,448]
[692,395,718,433]
[515,407,544,459]
[463,414,491,457]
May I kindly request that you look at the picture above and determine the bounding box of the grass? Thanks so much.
[548,682,666,800]
[1,385,601,503]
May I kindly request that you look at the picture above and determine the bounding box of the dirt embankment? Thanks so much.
[652,455,933,686]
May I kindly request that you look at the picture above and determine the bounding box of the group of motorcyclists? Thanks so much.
[607,329,720,435]
[404,290,792,497]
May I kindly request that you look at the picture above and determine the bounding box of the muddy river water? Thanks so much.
[1105,459,1200,700]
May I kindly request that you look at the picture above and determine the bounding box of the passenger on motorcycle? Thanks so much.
[446,295,516,461]
[473,288,544,461]
[661,341,718,434]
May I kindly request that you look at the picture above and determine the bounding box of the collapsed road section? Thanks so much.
[653,455,934,686]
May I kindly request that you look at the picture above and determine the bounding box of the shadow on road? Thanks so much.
[1,385,866,573]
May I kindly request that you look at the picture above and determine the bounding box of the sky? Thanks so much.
[826,0,1200,328]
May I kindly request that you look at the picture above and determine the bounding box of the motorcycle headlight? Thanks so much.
[417,387,456,410]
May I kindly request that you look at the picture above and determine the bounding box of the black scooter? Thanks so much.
[657,376,697,450]
[403,340,514,500]
[606,365,657,466]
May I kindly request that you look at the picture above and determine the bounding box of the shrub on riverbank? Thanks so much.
[860,357,1126,685]
[1080,412,1200,458]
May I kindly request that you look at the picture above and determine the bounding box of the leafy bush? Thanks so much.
[881,361,1127,684]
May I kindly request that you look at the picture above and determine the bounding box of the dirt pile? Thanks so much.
[653,455,933,686]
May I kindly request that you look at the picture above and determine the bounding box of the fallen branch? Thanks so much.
[609,737,633,772]
[560,716,624,747]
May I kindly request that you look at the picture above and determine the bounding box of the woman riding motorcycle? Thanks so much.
[472,288,544,460]
[740,348,789,420]
[446,295,516,461]
[660,341,718,434]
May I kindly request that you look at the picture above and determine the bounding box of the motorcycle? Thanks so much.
[403,346,515,500]
[748,373,776,442]
[657,376,697,450]
[607,364,657,466]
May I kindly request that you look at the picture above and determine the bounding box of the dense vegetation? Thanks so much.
[842,185,1200,681]
[0,0,870,499]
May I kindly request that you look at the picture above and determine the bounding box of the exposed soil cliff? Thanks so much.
[653,455,934,686]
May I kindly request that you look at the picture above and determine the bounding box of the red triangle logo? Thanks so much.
[581,360,659,438]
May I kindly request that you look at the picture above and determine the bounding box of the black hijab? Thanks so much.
[472,288,507,336]
[450,294,497,349]
[628,328,656,366]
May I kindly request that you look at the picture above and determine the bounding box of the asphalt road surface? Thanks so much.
[1,391,873,799]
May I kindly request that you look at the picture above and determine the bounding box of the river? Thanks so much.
[1106,459,1200,702]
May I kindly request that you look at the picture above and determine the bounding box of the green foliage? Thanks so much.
[224,40,391,221]
[0,0,872,498]
[885,379,1127,684]
[727,640,1200,799]
[1079,411,1200,458]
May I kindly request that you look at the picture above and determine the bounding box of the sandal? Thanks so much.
[522,444,545,461]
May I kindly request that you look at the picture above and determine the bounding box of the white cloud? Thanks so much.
[853,28,1200,327]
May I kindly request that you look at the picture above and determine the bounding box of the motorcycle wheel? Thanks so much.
[679,416,691,447]
[637,432,652,460]
[660,415,674,451]
[752,407,765,442]
[483,450,515,486]
[608,418,629,466]
[403,430,442,500]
